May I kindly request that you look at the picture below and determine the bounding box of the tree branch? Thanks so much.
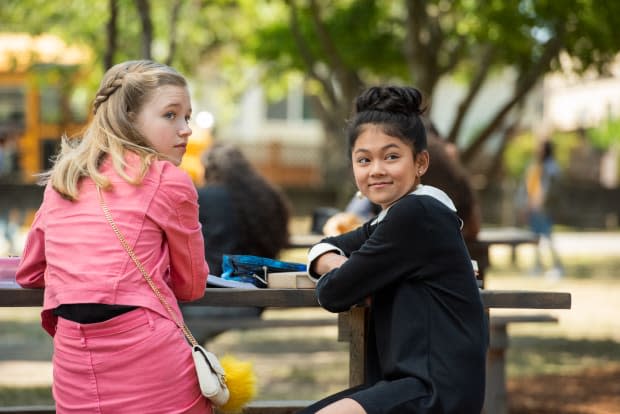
[442,36,467,74]
[307,0,361,100]
[487,119,520,179]
[461,34,564,163]
[286,0,338,107]
[446,45,496,144]
[404,0,442,94]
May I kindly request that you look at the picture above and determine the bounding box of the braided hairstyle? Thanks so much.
[347,86,427,155]
[45,60,188,200]
[202,143,291,259]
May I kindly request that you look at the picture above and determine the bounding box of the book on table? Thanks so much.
[266,272,316,289]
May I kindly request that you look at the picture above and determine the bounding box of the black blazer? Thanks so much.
[315,193,487,413]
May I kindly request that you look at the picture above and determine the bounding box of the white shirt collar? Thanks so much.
[371,184,457,225]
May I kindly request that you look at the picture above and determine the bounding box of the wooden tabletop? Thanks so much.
[0,287,571,309]
[477,227,539,245]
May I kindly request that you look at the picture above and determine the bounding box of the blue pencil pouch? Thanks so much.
[221,255,307,288]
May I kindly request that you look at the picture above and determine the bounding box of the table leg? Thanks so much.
[484,321,509,414]
[339,307,367,387]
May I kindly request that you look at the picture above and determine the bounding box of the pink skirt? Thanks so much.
[53,307,212,414]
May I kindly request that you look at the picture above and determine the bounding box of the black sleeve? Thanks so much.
[318,222,371,256]
[197,187,238,276]
[316,197,433,312]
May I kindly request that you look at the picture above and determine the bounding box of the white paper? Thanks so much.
[207,274,258,289]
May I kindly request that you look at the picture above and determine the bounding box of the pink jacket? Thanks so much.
[16,153,209,336]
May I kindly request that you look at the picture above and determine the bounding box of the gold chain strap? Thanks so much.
[97,187,199,347]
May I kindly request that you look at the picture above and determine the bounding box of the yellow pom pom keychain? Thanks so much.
[218,355,257,414]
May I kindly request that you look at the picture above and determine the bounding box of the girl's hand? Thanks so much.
[312,252,347,277]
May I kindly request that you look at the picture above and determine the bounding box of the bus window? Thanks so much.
[69,87,89,124]
[40,86,61,124]
[0,86,25,130]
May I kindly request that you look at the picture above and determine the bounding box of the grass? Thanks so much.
[0,387,52,406]
[507,336,620,377]
[2,230,620,405]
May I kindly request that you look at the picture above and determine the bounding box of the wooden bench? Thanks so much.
[0,407,54,414]
[0,402,314,414]
[183,308,337,343]
[0,401,314,414]
[484,314,559,414]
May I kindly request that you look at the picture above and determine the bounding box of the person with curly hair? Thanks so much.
[181,143,292,340]
[197,142,291,276]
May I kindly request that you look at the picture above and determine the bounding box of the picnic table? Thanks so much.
[470,228,539,279]
[0,285,571,414]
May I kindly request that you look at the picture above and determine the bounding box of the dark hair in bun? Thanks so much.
[347,86,428,153]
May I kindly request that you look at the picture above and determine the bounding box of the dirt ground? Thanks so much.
[508,365,620,413]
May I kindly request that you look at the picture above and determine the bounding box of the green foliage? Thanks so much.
[549,130,581,169]
[246,0,406,82]
[587,117,620,150]
[504,132,538,179]
[3,0,620,179]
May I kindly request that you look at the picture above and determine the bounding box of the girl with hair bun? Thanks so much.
[303,86,487,414]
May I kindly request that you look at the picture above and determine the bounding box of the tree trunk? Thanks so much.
[103,0,118,70]
[313,92,355,201]
[134,0,153,60]
[164,0,183,66]
[287,0,362,199]
[446,46,495,144]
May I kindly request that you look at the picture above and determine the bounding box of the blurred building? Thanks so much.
[192,72,323,188]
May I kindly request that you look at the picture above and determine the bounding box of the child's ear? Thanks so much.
[415,150,430,177]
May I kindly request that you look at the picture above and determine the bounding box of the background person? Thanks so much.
[16,60,211,413]
[521,139,564,278]
[181,142,292,341]
[197,142,291,276]
[301,85,487,414]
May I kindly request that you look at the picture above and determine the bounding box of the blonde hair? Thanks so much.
[43,60,188,200]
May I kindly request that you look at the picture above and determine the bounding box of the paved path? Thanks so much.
[552,232,620,256]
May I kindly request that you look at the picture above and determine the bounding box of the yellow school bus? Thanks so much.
[0,33,91,184]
